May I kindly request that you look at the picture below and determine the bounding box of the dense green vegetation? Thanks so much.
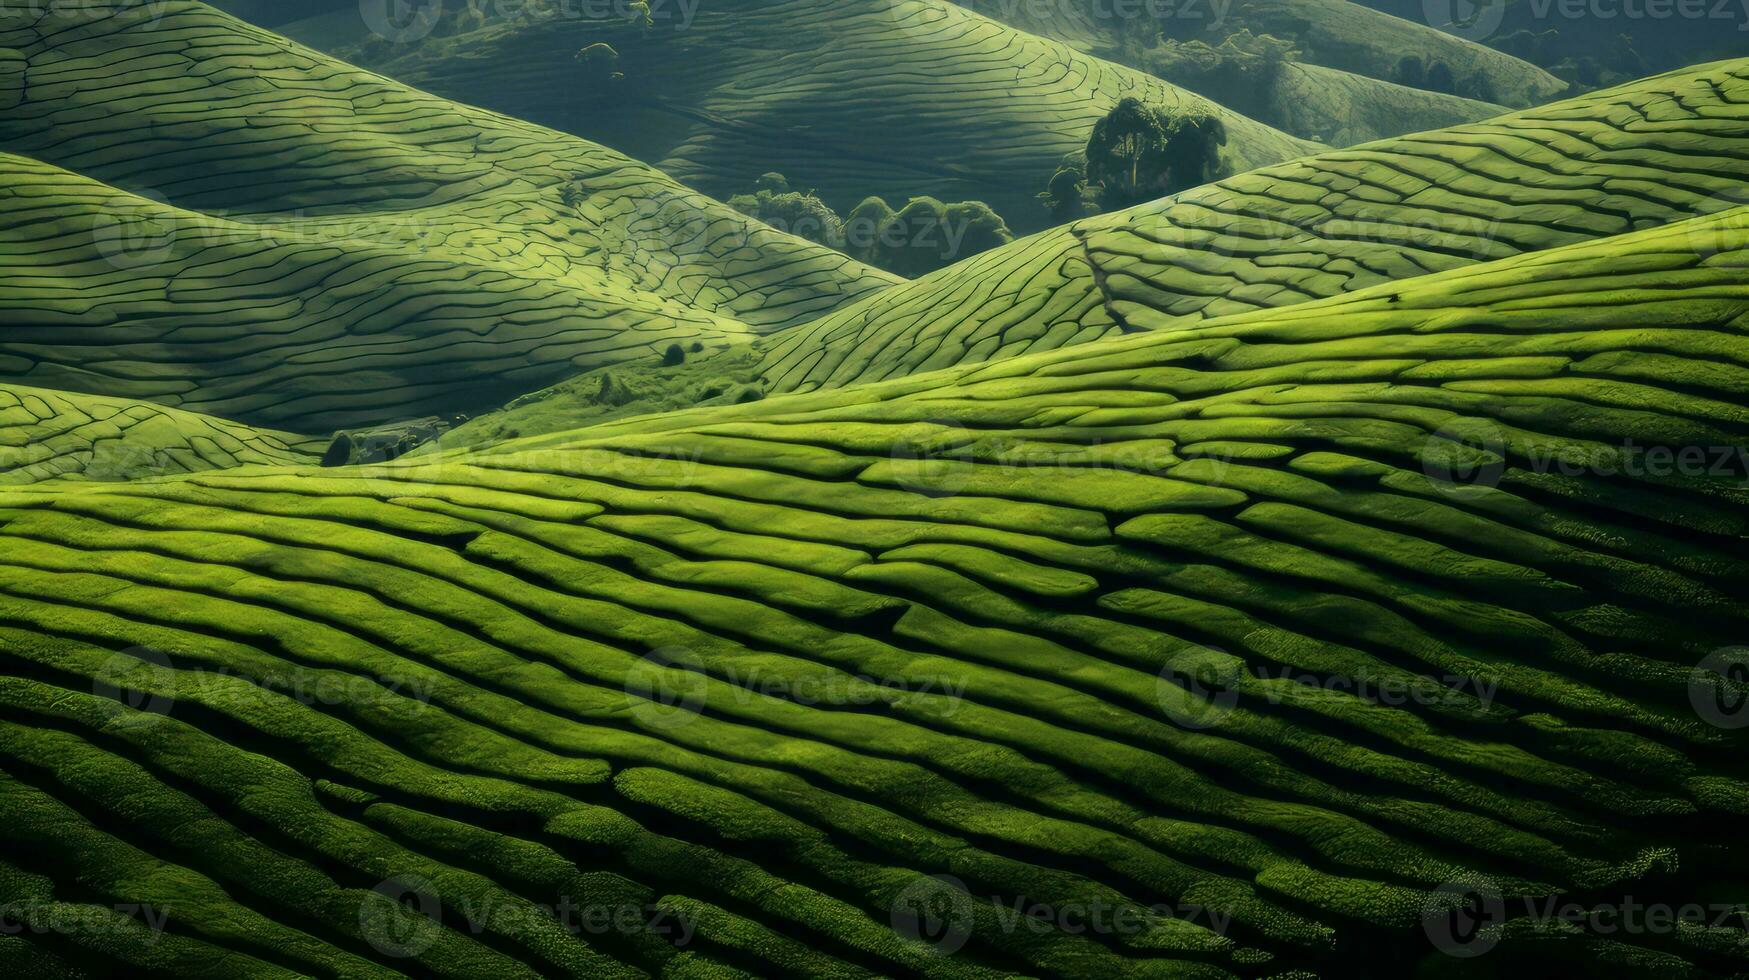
[760,59,1749,395]
[1,3,1746,979]
[0,2,894,432]
[285,0,1318,234]
[4,206,1749,977]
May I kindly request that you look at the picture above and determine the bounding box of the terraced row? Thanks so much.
[2,207,1747,978]
[757,58,1749,394]
[322,0,1318,234]
[0,1,897,431]
[0,383,319,485]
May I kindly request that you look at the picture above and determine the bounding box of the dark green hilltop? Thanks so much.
[1,2,1748,979]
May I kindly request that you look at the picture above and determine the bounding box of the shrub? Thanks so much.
[1084,98,1229,212]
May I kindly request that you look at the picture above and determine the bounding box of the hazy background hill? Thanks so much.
[215,0,1320,236]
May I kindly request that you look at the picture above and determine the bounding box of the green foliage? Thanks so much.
[729,174,846,250]
[1084,98,1229,212]
[845,196,1016,278]
[1142,32,1299,120]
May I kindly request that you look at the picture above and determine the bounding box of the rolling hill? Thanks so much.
[752,58,1749,396]
[0,202,1746,978]
[948,0,1520,145]
[0,384,320,485]
[278,0,1319,235]
[0,1,897,433]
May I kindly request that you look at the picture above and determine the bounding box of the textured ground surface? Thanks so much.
[0,385,320,485]
[308,0,1318,234]
[755,59,1749,395]
[950,0,1516,145]
[0,2,896,432]
[0,203,1746,978]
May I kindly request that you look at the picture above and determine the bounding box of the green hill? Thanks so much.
[754,59,1749,395]
[1,203,1746,978]
[949,0,1517,145]
[0,1,896,432]
[294,0,1319,235]
[0,384,320,485]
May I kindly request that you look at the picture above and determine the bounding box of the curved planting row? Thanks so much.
[0,2,896,431]
[0,208,1745,978]
[758,58,1749,395]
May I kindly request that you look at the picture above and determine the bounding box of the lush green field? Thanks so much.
[301,0,1318,234]
[753,59,1749,396]
[0,384,320,484]
[1,4,1746,979]
[0,2,895,431]
[2,199,1747,978]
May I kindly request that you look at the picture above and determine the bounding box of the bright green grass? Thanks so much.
[0,1,897,432]
[0,207,1745,977]
[756,59,1749,396]
[0,384,320,484]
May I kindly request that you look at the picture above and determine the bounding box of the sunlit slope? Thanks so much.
[1,207,1747,978]
[326,0,1318,234]
[0,383,319,485]
[949,0,1514,145]
[0,1,896,431]
[758,59,1749,394]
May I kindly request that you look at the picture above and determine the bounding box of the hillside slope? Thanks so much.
[306,0,1319,235]
[0,206,1746,978]
[0,1,896,432]
[950,0,1515,144]
[0,384,320,485]
[755,58,1749,394]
